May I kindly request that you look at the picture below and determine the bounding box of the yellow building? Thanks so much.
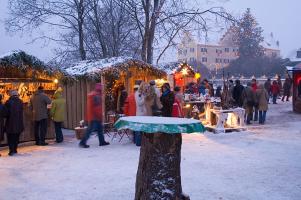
[177,30,281,71]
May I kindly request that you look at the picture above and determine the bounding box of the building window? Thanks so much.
[184,49,187,55]
[189,57,195,62]
[215,58,219,63]
[225,48,229,52]
[216,49,222,54]
[201,48,207,53]
[178,50,182,55]
[202,57,207,62]
[190,48,195,52]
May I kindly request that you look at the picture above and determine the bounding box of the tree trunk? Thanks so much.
[135,133,189,200]
[78,0,86,60]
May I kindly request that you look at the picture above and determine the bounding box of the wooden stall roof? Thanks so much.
[63,56,166,81]
[0,50,61,79]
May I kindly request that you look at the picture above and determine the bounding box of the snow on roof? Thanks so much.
[0,50,23,59]
[0,50,57,74]
[64,56,166,79]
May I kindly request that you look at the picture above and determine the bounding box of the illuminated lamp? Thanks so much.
[195,73,201,79]
[54,79,59,84]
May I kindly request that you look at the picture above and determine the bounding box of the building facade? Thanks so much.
[177,30,281,71]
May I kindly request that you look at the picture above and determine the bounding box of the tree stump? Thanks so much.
[135,133,189,200]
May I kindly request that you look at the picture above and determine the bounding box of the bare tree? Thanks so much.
[117,0,234,64]
[85,0,141,58]
[6,0,89,60]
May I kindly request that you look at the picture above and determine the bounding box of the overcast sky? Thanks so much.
[0,0,300,62]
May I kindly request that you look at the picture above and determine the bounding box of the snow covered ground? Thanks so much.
[1,101,301,200]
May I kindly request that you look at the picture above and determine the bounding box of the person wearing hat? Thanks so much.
[4,90,24,156]
[149,80,160,97]
[30,86,52,146]
[50,87,66,143]
[79,83,109,148]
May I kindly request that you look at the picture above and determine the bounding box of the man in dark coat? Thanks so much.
[5,90,24,156]
[282,77,293,102]
[242,83,255,124]
[160,83,175,117]
[232,80,244,107]
[264,78,272,103]
[30,86,51,146]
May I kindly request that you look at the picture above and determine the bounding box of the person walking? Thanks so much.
[277,75,283,97]
[264,78,272,103]
[160,83,175,117]
[232,80,244,107]
[251,79,259,121]
[5,91,24,156]
[242,83,255,125]
[50,87,66,143]
[271,81,280,104]
[79,83,109,148]
[0,94,6,157]
[282,77,293,102]
[255,84,269,124]
[30,86,51,146]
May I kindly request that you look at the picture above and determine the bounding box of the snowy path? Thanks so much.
[1,101,301,200]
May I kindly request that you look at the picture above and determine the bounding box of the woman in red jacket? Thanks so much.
[271,81,280,104]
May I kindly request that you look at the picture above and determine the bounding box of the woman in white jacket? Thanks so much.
[135,82,148,116]
[134,82,148,146]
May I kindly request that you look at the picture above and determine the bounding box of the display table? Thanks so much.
[208,108,245,133]
[114,116,205,200]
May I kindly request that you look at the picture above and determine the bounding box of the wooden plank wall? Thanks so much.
[63,80,95,129]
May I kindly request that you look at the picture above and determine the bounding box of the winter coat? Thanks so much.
[50,90,66,122]
[271,83,280,95]
[264,81,271,93]
[0,103,6,141]
[86,91,103,122]
[124,93,136,116]
[242,86,255,114]
[251,83,258,92]
[30,90,51,121]
[160,90,175,117]
[198,85,206,95]
[5,96,24,134]
[145,93,162,116]
[232,84,244,107]
[135,92,147,116]
[283,78,292,96]
[255,86,269,111]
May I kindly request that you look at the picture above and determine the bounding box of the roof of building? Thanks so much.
[64,56,166,80]
[0,50,58,75]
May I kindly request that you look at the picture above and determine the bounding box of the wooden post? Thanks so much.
[135,133,189,200]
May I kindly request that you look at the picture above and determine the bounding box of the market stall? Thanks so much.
[0,50,60,143]
[63,57,166,129]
